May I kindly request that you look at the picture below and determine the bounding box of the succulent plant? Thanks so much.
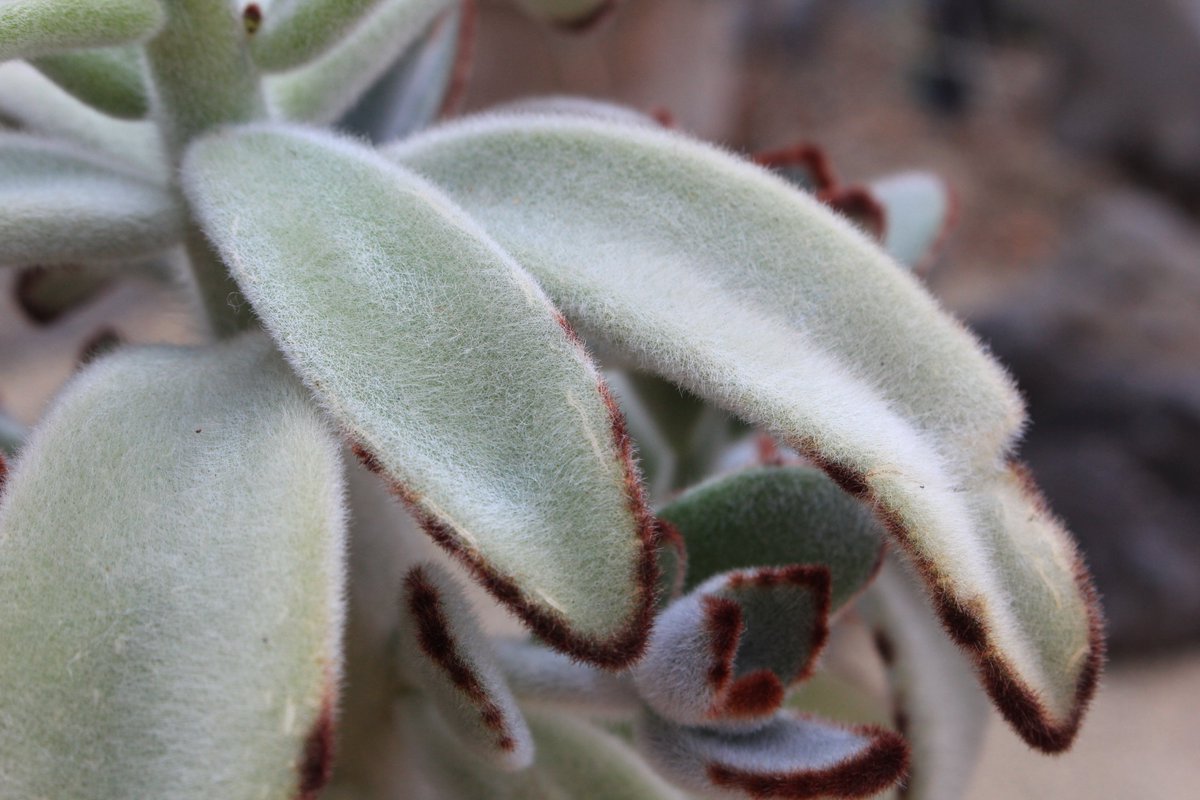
[0,1,1104,799]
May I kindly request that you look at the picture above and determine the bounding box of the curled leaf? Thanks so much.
[390,114,1103,750]
[398,563,533,770]
[0,335,347,799]
[0,0,164,61]
[184,124,658,668]
[636,710,908,799]
[633,567,832,727]
[0,133,181,265]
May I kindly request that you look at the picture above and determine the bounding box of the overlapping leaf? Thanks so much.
[389,113,1103,750]
[0,335,346,799]
[183,124,658,668]
[494,639,641,719]
[31,45,149,119]
[0,0,164,61]
[870,171,953,271]
[0,132,181,265]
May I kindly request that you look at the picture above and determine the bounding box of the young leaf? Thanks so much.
[31,45,149,120]
[513,0,616,31]
[0,335,347,799]
[636,710,908,799]
[0,0,164,61]
[268,0,455,125]
[494,639,641,719]
[389,114,1103,751]
[0,61,165,179]
[632,567,832,727]
[870,171,954,271]
[859,558,990,800]
[659,466,885,607]
[0,132,182,265]
[183,124,658,668]
[398,563,534,770]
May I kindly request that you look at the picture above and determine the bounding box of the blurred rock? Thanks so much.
[974,191,1200,654]
[1010,0,1200,205]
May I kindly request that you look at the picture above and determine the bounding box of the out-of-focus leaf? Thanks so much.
[0,61,164,178]
[636,710,908,799]
[632,567,831,727]
[0,409,24,457]
[338,3,467,143]
[268,0,454,125]
[494,639,641,719]
[659,466,885,607]
[0,133,182,265]
[184,124,658,669]
[0,0,164,61]
[397,563,533,770]
[754,141,838,193]
[16,259,167,325]
[0,335,347,799]
[606,370,677,503]
[390,114,1104,751]
[858,558,990,800]
[513,0,615,30]
[31,45,148,119]
[870,171,953,271]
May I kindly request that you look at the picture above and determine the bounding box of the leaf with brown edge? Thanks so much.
[636,709,908,799]
[398,563,533,770]
[820,185,886,241]
[389,113,1103,751]
[858,557,989,800]
[658,466,885,609]
[632,566,832,728]
[754,141,838,194]
[184,124,658,670]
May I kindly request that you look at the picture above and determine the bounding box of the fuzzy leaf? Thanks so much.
[16,259,166,324]
[0,133,180,265]
[494,639,641,719]
[660,466,885,607]
[513,0,615,30]
[31,45,148,119]
[870,171,953,270]
[0,0,164,61]
[636,710,908,800]
[0,61,164,178]
[338,3,467,143]
[183,124,657,668]
[859,558,989,800]
[606,370,678,503]
[268,0,454,125]
[0,335,346,799]
[398,563,533,770]
[389,114,1103,750]
[632,567,832,727]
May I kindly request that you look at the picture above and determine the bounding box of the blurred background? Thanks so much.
[2,0,1197,796]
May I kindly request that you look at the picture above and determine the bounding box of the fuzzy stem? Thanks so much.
[143,0,266,336]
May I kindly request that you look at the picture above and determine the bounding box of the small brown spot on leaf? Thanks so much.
[243,4,263,35]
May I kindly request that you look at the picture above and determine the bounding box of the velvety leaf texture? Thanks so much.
[636,710,908,799]
[397,563,534,770]
[494,639,642,719]
[0,0,164,61]
[659,465,885,607]
[859,558,990,800]
[31,45,149,119]
[633,567,831,727]
[252,0,395,71]
[183,124,657,668]
[389,113,1103,750]
[0,132,180,265]
[0,335,347,799]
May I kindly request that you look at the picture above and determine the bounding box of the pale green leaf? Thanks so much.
[513,0,614,29]
[0,61,164,178]
[0,0,164,61]
[338,4,464,142]
[397,563,533,770]
[858,558,990,800]
[0,132,182,265]
[659,466,885,608]
[183,124,657,668]
[636,709,908,799]
[388,114,1103,750]
[632,567,831,727]
[268,0,453,124]
[870,171,952,270]
[494,639,641,719]
[0,409,24,456]
[31,45,149,119]
[0,335,347,799]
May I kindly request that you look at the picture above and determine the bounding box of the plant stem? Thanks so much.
[143,0,267,337]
